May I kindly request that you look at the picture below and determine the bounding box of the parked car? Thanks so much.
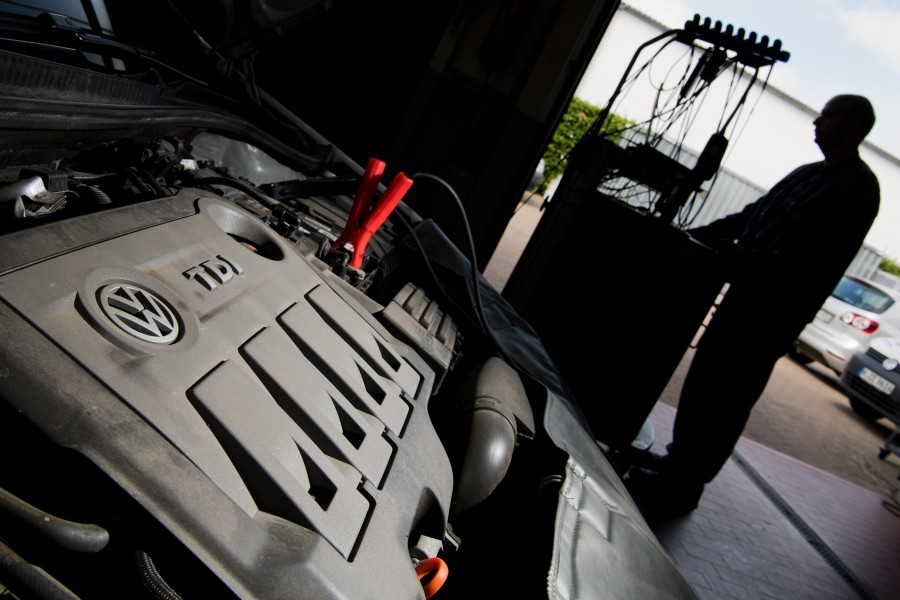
[0,3,696,599]
[791,275,900,374]
[839,336,900,425]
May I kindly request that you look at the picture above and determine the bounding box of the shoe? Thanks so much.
[632,450,673,472]
[598,444,640,478]
[597,438,653,477]
[623,466,704,518]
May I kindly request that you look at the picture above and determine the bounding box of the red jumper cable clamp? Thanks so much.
[332,157,413,269]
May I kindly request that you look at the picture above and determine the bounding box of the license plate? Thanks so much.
[858,366,896,395]
[816,308,834,323]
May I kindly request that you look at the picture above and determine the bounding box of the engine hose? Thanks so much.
[74,183,112,205]
[135,550,183,600]
[0,486,109,553]
[0,538,80,600]
[186,175,279,210]
[186,175,300,233]
[450,357,535,515]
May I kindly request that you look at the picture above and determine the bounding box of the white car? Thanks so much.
[792,275,900,374]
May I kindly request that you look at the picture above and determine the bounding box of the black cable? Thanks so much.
[163,0,320,155]
[135,551,182,600]
[184,175,305,237]
[124,167,152,194]
[650,51,705,146]
[716,62,743,134]
[390,209,471,322]
[585,29,684,141]
[406,174,488,330]
[405,172,512,364]
[721,65,774,168]
[139,167,170,197]
[184,175,279,209]
[675,62,776,231]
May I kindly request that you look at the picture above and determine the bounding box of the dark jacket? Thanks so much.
[689,155,880,325]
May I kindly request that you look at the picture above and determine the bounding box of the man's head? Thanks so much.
[814,95,875,161]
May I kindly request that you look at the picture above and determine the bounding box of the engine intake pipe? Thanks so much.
[450,357,535,515]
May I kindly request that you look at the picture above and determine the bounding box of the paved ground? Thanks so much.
[646,402,900,600]
[484,191,900,501]
[661,346,900,501]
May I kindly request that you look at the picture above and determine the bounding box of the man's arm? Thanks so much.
[687,198,760,248]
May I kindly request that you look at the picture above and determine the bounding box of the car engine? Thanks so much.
[0,10,698,598]
[0,115,570,598]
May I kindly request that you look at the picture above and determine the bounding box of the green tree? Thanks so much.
[537,96,634,194]
[880,257,900,277]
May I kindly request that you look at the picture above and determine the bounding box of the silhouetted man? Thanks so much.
[625,94,880,516]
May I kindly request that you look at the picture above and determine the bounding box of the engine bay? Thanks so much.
[0,120,570,598]
[0,9,699,596]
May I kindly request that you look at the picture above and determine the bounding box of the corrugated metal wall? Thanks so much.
[678,168,767,229]
[849,245,886,280]
[873,270,900,291]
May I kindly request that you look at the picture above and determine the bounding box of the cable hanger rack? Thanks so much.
[577,13,790,225]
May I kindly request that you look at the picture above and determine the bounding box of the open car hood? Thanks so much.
[0,4,698,599]
[169,0,334,59]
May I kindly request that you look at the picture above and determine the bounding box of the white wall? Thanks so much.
[575,5,900,260]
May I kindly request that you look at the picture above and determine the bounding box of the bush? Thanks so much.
[537,96,634,194]
[880,257,900,277]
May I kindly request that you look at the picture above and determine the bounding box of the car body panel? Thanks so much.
[840,336,900,425]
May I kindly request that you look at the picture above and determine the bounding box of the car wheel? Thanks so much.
[788,346,814,365]
[848,395,884,422]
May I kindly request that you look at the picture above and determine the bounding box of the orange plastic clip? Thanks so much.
[415,556,448,598]
[332,157,413,269]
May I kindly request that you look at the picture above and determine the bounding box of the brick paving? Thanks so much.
[645,403,900,600]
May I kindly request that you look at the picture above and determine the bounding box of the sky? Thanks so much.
[622,0,900,160]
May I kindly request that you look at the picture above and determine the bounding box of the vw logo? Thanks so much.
[98,284,180,344]
[882,358,899,372]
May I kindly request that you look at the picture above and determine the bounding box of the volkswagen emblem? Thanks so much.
[98,284,180,344]
[882,357,899,372]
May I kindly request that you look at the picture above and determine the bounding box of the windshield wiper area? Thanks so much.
[33,11,210,85]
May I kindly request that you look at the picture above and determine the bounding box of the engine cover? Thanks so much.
[0,190,453,599]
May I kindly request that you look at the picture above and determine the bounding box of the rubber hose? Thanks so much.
[0,538,80,600]
[452,406,518,515]
[0,486,109,553]
[450,357,534,515]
